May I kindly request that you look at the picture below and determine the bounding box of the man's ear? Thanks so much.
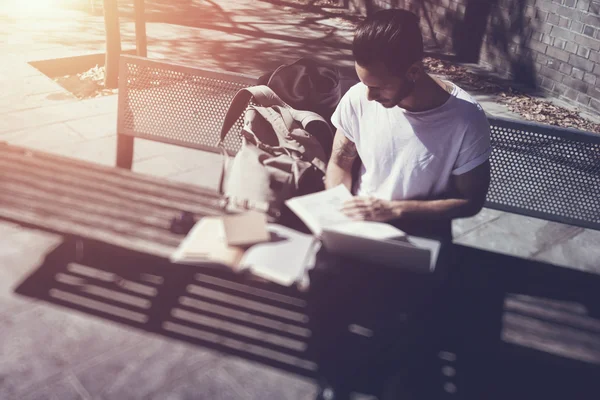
[405,61,424,82]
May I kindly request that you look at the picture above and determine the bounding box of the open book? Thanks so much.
[170,216,320,286]
[285,185,441,273]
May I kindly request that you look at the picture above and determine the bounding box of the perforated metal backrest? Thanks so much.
[486,116,600,230]
[117,56,258,154]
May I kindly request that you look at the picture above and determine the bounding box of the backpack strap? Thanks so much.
[250,106,328,175]
[218,85,288,146]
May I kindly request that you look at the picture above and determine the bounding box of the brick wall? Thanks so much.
[349,0,600,114]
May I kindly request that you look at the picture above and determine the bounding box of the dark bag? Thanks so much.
[259,58,343,152]
[218,86,334,227]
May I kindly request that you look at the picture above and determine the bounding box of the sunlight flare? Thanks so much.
[6,0,63,14]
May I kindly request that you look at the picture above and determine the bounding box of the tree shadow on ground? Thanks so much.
[14,238,600,399]
[44,0,541,94]
[51,0,358,78]
[384,0,539,88]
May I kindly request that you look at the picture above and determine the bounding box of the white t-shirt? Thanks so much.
[331,82,491,200]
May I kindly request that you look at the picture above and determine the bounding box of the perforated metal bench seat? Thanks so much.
[486,116,600,230]
[116,55,257,169]
[115,56,600,231]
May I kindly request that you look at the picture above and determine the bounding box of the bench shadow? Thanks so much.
[428,245,600,399]
[13,239,600,399]
[14,239,318,378]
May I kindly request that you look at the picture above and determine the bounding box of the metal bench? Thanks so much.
[115,55,600,231]
[486,117,600,231]
[116,55,257,169]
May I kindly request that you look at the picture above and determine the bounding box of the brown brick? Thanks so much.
[565,41,579,53]
[529,39,549,53]
[552,82,569,97]
[550,26,576,41]
[589,98,600,112]
[577,93,592,106]
[583,72,598,84]
[547,46,571,62]
[564,88,580,101]
[525,5,537,18]
[554,37,567,49]
[563,75,591,92]
[569,53,596,71]
[547,13,560,25]
[534,61,545,73]
[557,5,576,17]
[548,59,562,70]
[530,31,543,41]
[572,67,585,79]
[571,20,584,33]
[558,16,571,27]
[576,0,591,10]
[577,46,592,58]
[540,33,553,45]
[540,76,556,90]
[541,65,566,81]
[538,1,560,13]
[582,13,600,25]
[559,62,574,74]
[537,53,552,64]
[588,85,600,100]
[537,23,554,34]
[536,8,549,21]
[574,34,600,50]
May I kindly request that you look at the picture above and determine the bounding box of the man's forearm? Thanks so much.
[325,163,353,191]
[391,197,484,221]
[326,130,358,191]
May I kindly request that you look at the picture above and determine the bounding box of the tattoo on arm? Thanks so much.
[331,138,357,169]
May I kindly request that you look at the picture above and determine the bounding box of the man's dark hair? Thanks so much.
[353,9,424,75]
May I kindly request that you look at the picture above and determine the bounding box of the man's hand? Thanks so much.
[341,197,401,222]
[341,160,491,224]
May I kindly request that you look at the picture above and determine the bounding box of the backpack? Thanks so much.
[218,85,334,227]
[258,58,343,138]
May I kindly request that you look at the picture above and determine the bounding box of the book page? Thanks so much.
[222,211,270,247]
[170,217,245,270]
[285,184,353,236]
[240,224,319,286]
[324,220,406,241]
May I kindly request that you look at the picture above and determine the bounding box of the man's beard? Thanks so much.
[380,79,416,108]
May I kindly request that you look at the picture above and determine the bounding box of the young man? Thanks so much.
[326,9,491,240]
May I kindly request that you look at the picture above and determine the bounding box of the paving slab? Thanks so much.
[452,208,505,239]
[454,213,583,261]
[0,122,86,152]
[0,96,117,135]
[533,228,600,272]
[65,113,118,140]
[133,154,188,178]
[72,336,220,400]
[167,161,222,191]
[18,374,92,400]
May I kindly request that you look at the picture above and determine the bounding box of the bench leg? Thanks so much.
[116,134,134,169]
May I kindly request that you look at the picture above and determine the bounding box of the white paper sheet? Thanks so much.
[285,184,353,236]
[241,224,319,286]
